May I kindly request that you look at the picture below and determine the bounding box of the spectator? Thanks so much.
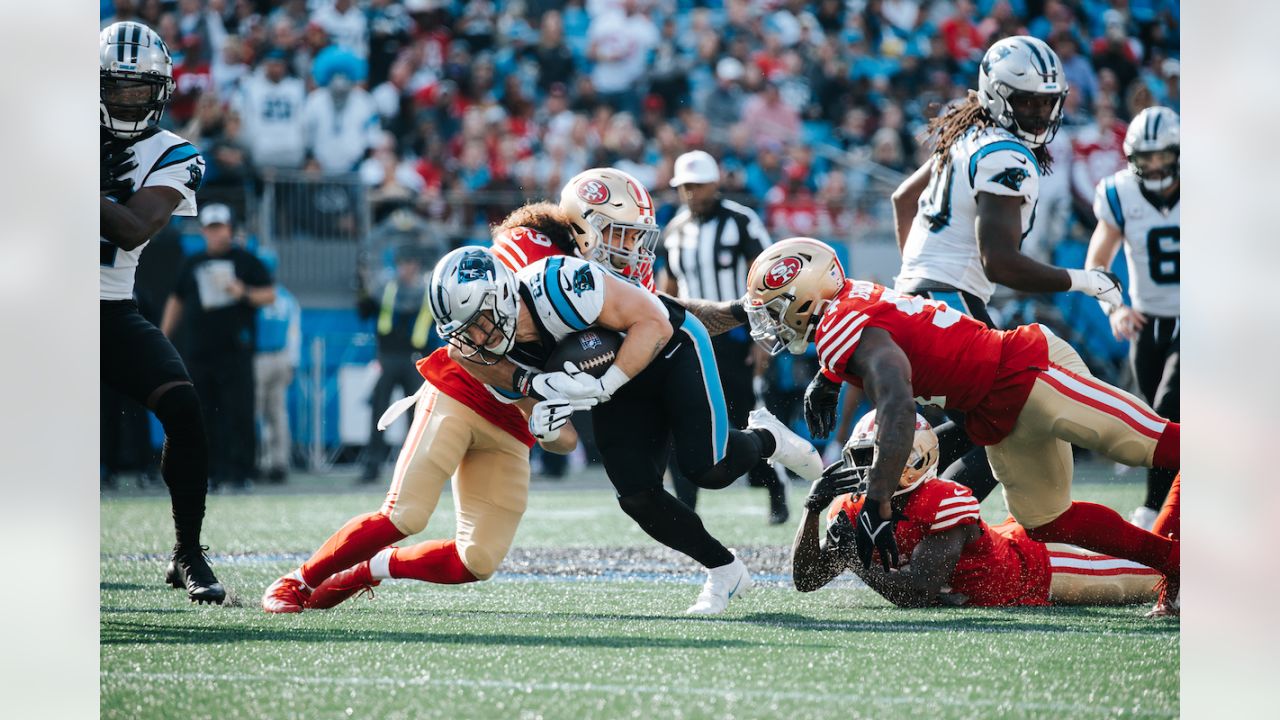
[312,0,368,59]
[941,0,985,64]
[1091,10,1142,98]
[235,48,308,171]
[529,9,577,94]
[1051,31,1099,107]
[586,0,659,115]
[169,36,214,126]
[253,251,301,484]
[366,0,413,87]
[741,79,801,152]
[161,205,276,492]
[1071,100,1129,218]
[304,55,380,174]
[211,35,249,100]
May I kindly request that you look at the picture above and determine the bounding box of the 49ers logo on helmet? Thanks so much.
[577,179,611,205]
[763,256,803,289]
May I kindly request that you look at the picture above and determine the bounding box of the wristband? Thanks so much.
[1065,268,1090,293]
[600,365,631,396]
[513,367,534,396]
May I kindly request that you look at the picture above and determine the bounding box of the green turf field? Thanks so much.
[101,465,1178,719]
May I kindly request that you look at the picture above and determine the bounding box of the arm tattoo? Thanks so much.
[670,296,745,337]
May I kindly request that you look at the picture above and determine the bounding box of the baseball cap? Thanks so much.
[716,57,744,83]
[669,150,721,187]
[200,203,233,227]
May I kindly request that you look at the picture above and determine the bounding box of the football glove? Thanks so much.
[514,367,599,410]
[1068,267,1124,308]
[853,502,904,572]
[101,145,136,198]
[804,461,863,512]
[528,399,576,443]
[560,361,629,405]
[803,372,842,439]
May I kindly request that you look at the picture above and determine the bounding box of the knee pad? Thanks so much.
[153,383,205,440]
[617,487,665,521]
[385,504,430,537]
[689,460,737,490]
[455,541,501,581]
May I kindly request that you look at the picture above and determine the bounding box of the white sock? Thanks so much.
[370,548,395,580]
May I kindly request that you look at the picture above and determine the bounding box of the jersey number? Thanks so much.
[920,164,954,232]
[1146,227,1179,285]
[881,288,963,329]
[264,98,294,120]
[100,240,118,267]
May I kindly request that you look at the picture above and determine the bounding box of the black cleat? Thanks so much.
[165,544,226,605]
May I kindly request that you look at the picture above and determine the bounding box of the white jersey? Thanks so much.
[234,72,308,169]
[100,129,204,300]
[1093,169,1180,317]
[896,127,1041,303]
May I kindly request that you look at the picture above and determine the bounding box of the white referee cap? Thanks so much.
[670,150,720,187]
[200,203,233,227]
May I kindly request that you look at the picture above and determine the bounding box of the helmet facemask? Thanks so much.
[746,294,815,356]
[584,212,659,280]
[1128,148,1179,192]
[842,412,940,497]
[443,304,518,366]
[999,87,1068,147]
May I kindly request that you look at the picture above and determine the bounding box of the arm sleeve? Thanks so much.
[915,482,983,535]
[143,146,205,217]
[969,146,1040,203]
[1092,177,1123,230]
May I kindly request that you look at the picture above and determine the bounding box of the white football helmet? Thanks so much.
[977,35,1069,147]
[559,168,660,280]
[1123,106,1180,191]
[427,247,520,364]
[100,21,175,138]
[843,410,940,497]
[744,237,846,355]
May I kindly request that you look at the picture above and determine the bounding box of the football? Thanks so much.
[545,329,623,379]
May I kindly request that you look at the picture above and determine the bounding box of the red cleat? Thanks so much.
[262,575,311,614]
[306,560,381,610]
[1146,576,1180,618]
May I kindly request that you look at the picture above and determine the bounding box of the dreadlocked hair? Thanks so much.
[925,91,1054,175]
[492,202,577,252]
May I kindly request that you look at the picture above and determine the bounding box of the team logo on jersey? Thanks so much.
[989,167,1029,192]
[577,179,611,205]
[571,264,596,296]
[184,162,203,191]
[763,256,803,289]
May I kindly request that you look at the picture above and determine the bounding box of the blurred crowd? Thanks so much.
[101,0,1179,244]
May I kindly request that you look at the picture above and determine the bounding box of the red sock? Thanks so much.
[388,539,478,584]
[1153,422,1179,470]
[1026,501,1179,577]
[1152,473,1180,541]
[300,512,406,588]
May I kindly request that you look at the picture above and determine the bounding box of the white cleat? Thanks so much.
[748,408,824,482]
[1130,506,1158,531]
[686,551,753,615]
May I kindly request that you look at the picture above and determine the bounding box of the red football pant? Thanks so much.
[1152,473,1180,541]
[1025,501,1178,578]
[299,512,406,588]
[388,539,478,584]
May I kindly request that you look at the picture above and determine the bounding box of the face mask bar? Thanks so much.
[1129,150,1179,190]
[441,304,515,366]
[588,214,659,279]
[1005,88,1068,147]
[747,295,798,356]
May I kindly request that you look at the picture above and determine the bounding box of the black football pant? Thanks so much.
[100,300,209,548]
[1133,315,1180,510]
[188,350,256,487]
[670,334,785,510]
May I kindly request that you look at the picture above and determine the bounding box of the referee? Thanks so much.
[659,151,789,524]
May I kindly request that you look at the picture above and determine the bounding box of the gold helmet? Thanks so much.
[559,168,659,279]
[843,410,940,496]
[745,237,846,355]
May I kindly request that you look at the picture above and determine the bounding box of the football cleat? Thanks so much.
[1129,506,1158,531]
[686,551,753,615]
[1146,576,1180,618]
[262,574,311,614]
[164,544,226,605]
[306,560,381,610]
[748,408,824,482]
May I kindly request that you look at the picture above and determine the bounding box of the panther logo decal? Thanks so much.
[571,264,596,296]
[456,253,493,282]
[577,179,610,205]
[989,166,1030,192]
[184,162,203,191]
[763,256,803,290]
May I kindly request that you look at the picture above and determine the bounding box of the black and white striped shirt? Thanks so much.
[660,199,772,302]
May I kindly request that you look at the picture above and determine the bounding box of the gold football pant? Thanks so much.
[989,326,1169,529]
[1046,544,1161,605]
[379,386,530,579]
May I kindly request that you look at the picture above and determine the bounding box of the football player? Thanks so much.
[865,36,1123,508]
[99,22,222,603]
[746,237,1181,613]
[1085,106,1181,531]
[435,243,823,614]
[792,411,1168,612]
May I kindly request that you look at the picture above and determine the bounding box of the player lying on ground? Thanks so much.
[792,411,1178,614]
[261,299,584,612]
[746,237,1181,614]
[436,240,822,614]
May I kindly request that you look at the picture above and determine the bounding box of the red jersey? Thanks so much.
[814,281,1049,445]
[837,479,1052,607]
[416,349,535,449]
[491,225,656,292]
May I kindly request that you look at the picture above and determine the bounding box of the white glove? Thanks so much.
[1067,267,1124,308]
[528,399,576,443]
[561,362,630,405]
[529,369,599,410]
